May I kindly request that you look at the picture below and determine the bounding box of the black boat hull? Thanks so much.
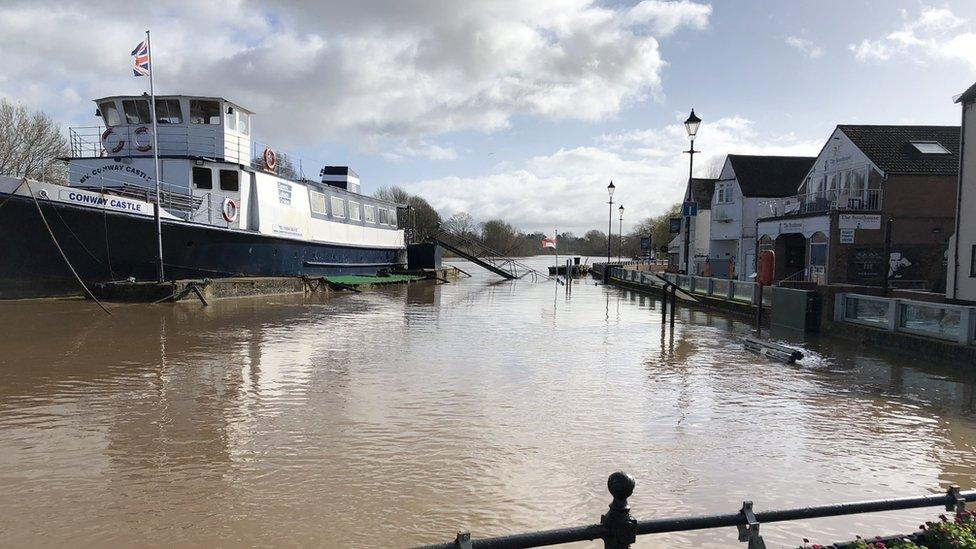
[0,195,405,299]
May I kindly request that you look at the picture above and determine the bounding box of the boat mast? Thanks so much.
[146,30,164,282]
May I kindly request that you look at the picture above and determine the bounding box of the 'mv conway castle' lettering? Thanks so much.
[77,164,152,185]
[64,191,144,212]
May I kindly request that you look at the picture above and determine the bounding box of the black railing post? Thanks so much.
[601,472,637,548]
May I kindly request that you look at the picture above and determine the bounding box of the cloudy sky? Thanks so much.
[2,0,975,233]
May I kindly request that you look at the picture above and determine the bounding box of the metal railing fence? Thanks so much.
[417,472,973,549]
[610,269,771,308]
[757,188,883,219]
[836,293,976,346]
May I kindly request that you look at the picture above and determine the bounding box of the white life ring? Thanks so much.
[134,126,152,152]
[101,127,125,155]
[222,198,239,223]
[263,147,277,172]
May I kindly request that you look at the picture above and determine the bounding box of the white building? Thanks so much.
[949,82,976,304]
[675,178,716,275]
[707,154,816,280]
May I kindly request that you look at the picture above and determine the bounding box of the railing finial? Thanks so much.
[602,472,637,548]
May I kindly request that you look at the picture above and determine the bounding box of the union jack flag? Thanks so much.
[131,40,150,77]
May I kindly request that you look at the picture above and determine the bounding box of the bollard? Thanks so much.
[601,472,637,548]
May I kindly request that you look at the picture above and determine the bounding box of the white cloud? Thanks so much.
[0,0,712,160]
[786,36,824,59]
[849,5,976,69]
[401,114,823,234]
[381,139,458,162]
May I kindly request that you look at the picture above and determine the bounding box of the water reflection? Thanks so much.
[0,260,973,548]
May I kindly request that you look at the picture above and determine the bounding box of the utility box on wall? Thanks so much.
[771,286,821,332]
[407,243,442,270]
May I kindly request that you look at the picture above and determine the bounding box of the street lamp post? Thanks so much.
[607,181,615,265]
[683,109,701,275]
[618,204,625,262]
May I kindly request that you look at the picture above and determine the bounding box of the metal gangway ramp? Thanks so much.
[429,226,549,281]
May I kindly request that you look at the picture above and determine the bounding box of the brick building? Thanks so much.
[756,125,959,290]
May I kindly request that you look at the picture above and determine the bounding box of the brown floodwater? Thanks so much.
[1,257,974,548]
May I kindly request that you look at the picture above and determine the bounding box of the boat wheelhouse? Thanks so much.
[0,94,407,298]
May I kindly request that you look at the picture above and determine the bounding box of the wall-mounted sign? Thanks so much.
[839,213,881,230]
[839,228,855,244]
[682,201,698,217]
[669,217,682,233]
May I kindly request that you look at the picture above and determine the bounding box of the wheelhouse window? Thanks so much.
[331,196,346,218]
[189,100,221,124]
[99,101,122,126]
[226,109,237,131]
[219,170,239,192]
[364,204,376,223]
[154,99,183,124]
[192,166,212,189]
[238,113,250,135]
[349,201,361,221]
[122,99,152,124]
[309,191,327,215]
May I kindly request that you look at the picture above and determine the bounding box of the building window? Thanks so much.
[99,101,122,126]
[378,208,389,225]
[971,244,976,277]
[219,170,239,192]
[238,113,249,136]
[331,196,346,218]
[192,166,212,189]
[309,191,327,215]
[189,100,221,124]
[364,204,376,223]
[154,99,183,124]
[122,99,152,124]
[715,182,733,204]
[911,141,950,155]
[349,201,361,221]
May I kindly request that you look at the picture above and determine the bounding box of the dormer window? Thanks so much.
[189,100,220,124]
[122,99,152,124]
[910,141,950,154]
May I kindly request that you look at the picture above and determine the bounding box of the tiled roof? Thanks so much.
[688,178,717,210]
[838,125,960,176]
[956,81,976,104]
[727,155,815,197]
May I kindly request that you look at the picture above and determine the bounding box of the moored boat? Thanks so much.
[0,94,406,299]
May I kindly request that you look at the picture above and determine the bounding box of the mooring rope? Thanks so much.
[23,179,112,315]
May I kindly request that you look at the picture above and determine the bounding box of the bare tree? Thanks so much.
[373,185,411,204]
[444,211,476,236]
[0,99,68,182]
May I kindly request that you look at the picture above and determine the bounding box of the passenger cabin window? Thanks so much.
[349,201,361,221]
[192,166,212,189]
[100,101,122,126]
[389,209,397,226]
[122,99,152,124]
[309,191,327,215]
[219,170,239,192]
[364,205,376,223]
[154,99,183,124]
[378,208,389,225]
[238,113,250,135]
[331,196,346,218]
[190,100,221,124]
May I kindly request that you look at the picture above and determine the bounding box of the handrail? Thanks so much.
[416,472,973,549]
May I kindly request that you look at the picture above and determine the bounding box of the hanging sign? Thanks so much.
[669,217,682,233]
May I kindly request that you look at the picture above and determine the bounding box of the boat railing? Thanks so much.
[416,471,974,549]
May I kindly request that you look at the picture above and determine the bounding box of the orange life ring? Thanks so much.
[263,147,277,172]
[101,127,125,155]
[222,198,239,223]
[134,126,152,152]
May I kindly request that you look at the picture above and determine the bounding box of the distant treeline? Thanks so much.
[377,185,682,259]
